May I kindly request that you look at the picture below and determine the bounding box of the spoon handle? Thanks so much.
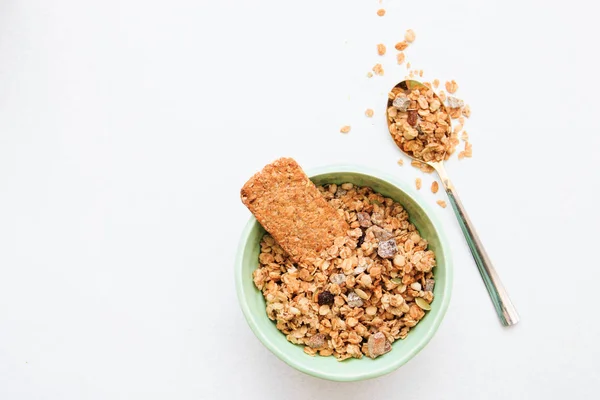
[433,163,520,326]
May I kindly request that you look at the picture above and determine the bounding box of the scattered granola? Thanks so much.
[395,41,408,51]
[431,181,439,194]
[432,79,440,88]
[404,29,416,43]
[445,80,458,94]
[367,72,374,78]
[377,9,386,16]
[396,52,405,65]
[436,200,447,208]
[415,178,422,190]
[377,43,386,56]
[397,159,404,166]
[372,63,384,76]
[365,109,374,118]
[462,105,471,118]
[253,184,437,361]
[340,125,351,134]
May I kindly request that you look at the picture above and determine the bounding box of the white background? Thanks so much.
[1,0,599,399]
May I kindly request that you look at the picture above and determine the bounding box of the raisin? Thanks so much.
[356,230,366,247]
[407,110,418,126]
[317,291,335,306]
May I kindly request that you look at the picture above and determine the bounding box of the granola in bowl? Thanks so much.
[252,183,436,361]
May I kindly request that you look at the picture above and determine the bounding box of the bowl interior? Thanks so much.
[235,168,452,381]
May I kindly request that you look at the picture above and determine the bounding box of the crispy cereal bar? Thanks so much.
[252,183,436,360]
[241,158,349,265]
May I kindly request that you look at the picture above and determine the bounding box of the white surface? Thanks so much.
[1,0,599,398]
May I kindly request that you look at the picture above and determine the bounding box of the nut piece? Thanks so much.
[378,238,398,259]
[347,292,364,308]
[404,29,416,43]
[307,333,326,349]
[367,332,392,359]
[436,200,447,208]
[340,125,351,134]
[377,8,386,16]
[365,108,374,118]
[330,273,346,285]
[431,181,439,193]
[425,279,435,292]
[392,96,411,111]
[377,43,386,55]
[357,212,372,228]
[371,226,393,240]
[447,96,464,109]
[445,80,458,94]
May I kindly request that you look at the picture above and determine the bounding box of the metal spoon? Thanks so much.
[386,79,519,326]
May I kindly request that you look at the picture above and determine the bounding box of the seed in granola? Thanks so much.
[341,183,353,190]
[392,96,411,111]
[436,200,447,208]
[318,291,335,306]
[377,43,386,55]
[431,181,439,193]
[447,96,464,109]
[347,292,364,308]
[415,178,422,190]
[410,282,422,291]
[340,125,351,134]
[354,287,369,299]
[365,108,374,118]
[404,29,416,43]
[445,80,458,94]
[415,297,431,311]
[424,279,435,292]
[378,238,397,259]
[367,332,392,359]
[377,8,386,16]
[396,52,405,65]
[330,273,347,285]
[307,333,326,349]
[407,110,418,126]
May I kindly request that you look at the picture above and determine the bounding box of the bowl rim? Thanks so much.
[235,163,453,381]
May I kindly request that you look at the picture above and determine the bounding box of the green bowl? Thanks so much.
[235,164,453,381]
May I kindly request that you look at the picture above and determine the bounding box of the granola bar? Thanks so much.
[240,158,349,264]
